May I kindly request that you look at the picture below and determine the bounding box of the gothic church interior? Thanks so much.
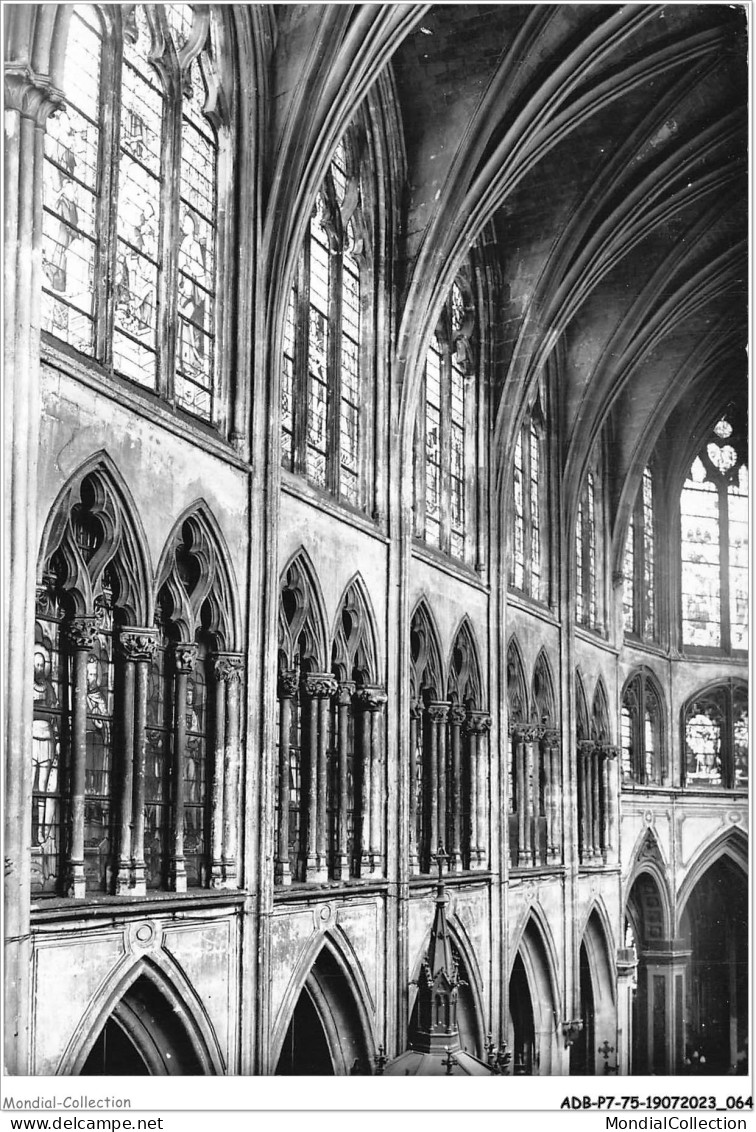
[4,2,748,1076]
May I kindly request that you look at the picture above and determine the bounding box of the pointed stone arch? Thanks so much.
[278,548,329,673]
[508,904,561,1074]
[506,635,529,725]
[330,572,380,684]
[155,501,240,651]
[37,452,152,626]
[446,616,483,708]
[624,829,672,950]
[571,906,616,1075]
[591,677,612,744]
[270,928,376,1075]
[531,648,557,726]
[57,952,225,1075]
[409,598,444,700]
[675,826,747,934]
[575,668,591,741]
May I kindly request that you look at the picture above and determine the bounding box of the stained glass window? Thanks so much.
[621,672,663,786]
[32,573,66,895]
[282,133,367,508]
[413,280,477,562]
[576,469,600,629]
[623,466,656,640]
[509,410,546,600]
[43,5,223,424]
[680,415,748,653]
[683,682,747,790]
[42,5,103,353]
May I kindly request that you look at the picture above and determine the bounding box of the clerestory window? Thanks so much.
[623,467,656,641]
[42,4,227,425]
[281,137,372,511]
[680,416,748,653]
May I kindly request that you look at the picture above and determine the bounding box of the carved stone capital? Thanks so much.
[578,740,596,757]
[541,728,561,747]
[173,642,198,674]
[118,628,159,663]
[518,724,541,743]
[278,669,299,700]
[449,705,468,728]
[410,699,424,721]
[4,66,64,125]
[426,700,450,725]
[337,680,356,707]
[65,617,98,651]
[598,744,619,760]
[303,672,338,700]
[466,710,492,736]
[356,685,387,713]
[212,652,245,684]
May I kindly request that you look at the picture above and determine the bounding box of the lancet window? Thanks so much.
[32,469,241,897]
[682,681,748,790]
[620,671,664,787]
[575,680,616,865]
[413,279,478,563]
[507,645,561,869]
[680,415,748,653]
[576,465,602,630]
[623,467,656,640]
[42,4,226,424]
[281,134,372,510]
[510,400,548,601]
[409,607,489,874]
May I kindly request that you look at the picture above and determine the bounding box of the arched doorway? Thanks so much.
[625,869,669,1074]
[80,976,205,1075]
[679,856,747,1074]
[274,943,372,1075]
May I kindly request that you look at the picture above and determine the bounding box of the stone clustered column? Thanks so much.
[117,628,158,896]
[509,723,561,868]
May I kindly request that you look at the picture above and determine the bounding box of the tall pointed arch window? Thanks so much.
[623,467,656,640]
[413,280,478,563]
[510,401,548,601]
[281,137,371,510]
[576,468,600,630]
[42,4,225,424]
[620,671,664,786]
[680,416,748,652]
[683,681,747,790]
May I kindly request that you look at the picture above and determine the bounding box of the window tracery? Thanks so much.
[42,4,224,424]
[413,279,478,563]
[620,670,663,787]
[281,136,371,510]
[576,463,602,631]
[33,471,241,897]
[683,681,747,790]
[680,415,748,653]
[510,401,548,601]
[623,466,656,641]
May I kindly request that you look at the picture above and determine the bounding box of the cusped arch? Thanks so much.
[531,648,557,725]
[506,635,529,725]
[278,547,329,672]
[592,676,612,744]
[155,500,240,650]
[675,826,748,935]
[57,950,225,1076]
[269,926,376,1074]
[447,616,483,708]
[330,572,381,684]
[37,452,152,626]
[410,597,444,700]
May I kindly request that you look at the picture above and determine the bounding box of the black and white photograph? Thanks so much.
[2,0,749,1109]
